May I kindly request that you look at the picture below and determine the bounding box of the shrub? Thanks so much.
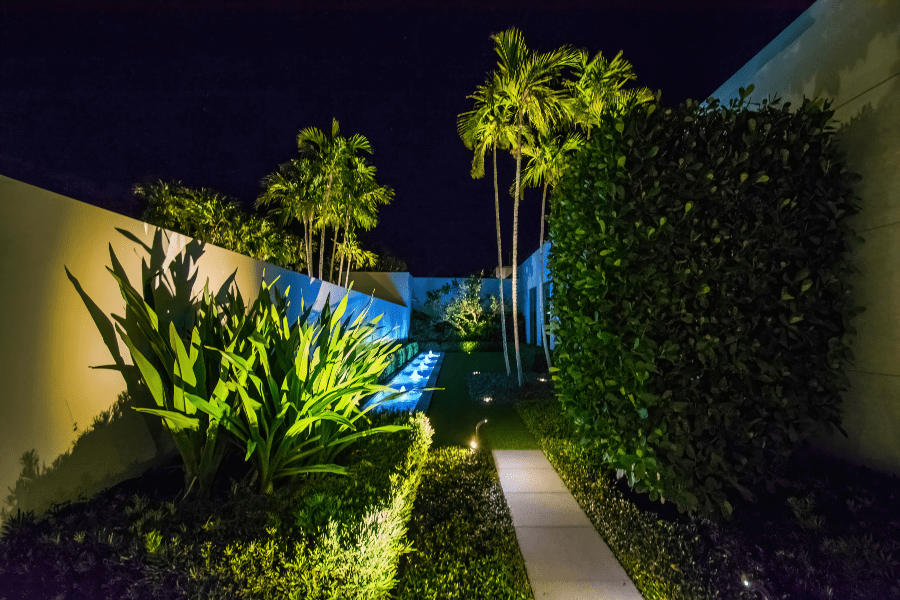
[549,89,862,517]
[422,275,501,341]
[380,341,420,383]
[81,242,407,498]
[0,412,432,600]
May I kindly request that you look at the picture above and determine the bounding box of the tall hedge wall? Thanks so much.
[548,91,861,517]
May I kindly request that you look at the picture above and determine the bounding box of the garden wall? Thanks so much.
[0,174,409,522]
[347,271,412,339]
[711,0,900,474]
[410,276,514,313]
[520,242,553,349]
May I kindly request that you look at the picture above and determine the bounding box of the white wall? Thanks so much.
[520,242,553,348]
[711,0,900,474]
[410,276,515,313]
[0,175,408,522]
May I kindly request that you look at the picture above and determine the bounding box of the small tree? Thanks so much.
[423,275,500,341]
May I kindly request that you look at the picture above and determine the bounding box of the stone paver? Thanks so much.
[493,450,644,600]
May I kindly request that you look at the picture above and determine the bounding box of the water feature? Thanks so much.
[363,350,444,414]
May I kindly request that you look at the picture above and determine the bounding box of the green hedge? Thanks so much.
[516,401,708,600]
[549,90,862,517]
[380,341,421,382]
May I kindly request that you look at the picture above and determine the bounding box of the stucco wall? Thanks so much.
[520,242,553,348]
[711,0,900,474]
[410,276,515,313]
[0,175,408,522]
[347,271,412,339]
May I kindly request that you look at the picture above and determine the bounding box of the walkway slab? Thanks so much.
[493,449,644,600]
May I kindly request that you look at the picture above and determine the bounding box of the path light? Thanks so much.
[740,573,772,599]
[483,396,492,403]
[538,377,547,382]
[470,419,488,449]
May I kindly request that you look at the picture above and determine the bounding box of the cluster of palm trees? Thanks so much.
[458,28,653,386]
[138,119,393,287]
[258,118,394,287]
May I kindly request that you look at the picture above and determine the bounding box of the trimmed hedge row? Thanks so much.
[380,341,420,382]
[516,400,711,600]
[548,91,862,517]
[0,412,433,600]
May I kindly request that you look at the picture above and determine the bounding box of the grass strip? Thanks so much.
[425,352,538,450]
[394,447,533,600]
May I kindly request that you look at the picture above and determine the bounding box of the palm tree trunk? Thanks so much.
[304,217,314,278]
[336,218,350,286]
[329,224,340,283]
[512,113,524,387]
[318,226,326,281]
[493,142,511,377]
[538,181,552,371]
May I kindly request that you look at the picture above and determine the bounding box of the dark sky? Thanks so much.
[0,0,815,276]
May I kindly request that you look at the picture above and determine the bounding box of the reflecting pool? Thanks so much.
[363,350,444,414]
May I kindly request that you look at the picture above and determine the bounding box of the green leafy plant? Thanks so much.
[203,279,411,495]
[106,269,248,499]
[549,88,862,517]
[423,275,501,341]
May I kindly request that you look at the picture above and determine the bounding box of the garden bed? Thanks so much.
[0,411,432,600]
[394,447,533,599]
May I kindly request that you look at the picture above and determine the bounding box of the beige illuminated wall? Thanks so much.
[711,0,900,474]
[0,175,407,522]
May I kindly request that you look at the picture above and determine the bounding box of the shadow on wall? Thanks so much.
[1,391,157,524]
[781,1,900,107]
[65,227,224,457]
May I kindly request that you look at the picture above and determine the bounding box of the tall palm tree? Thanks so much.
[566,49,654,140]
[491,27,579,386]
[457,73,518,377]
[257,158,321,278]
[334,171,393,287]
[522,130,585,370]
[297,118,372,282]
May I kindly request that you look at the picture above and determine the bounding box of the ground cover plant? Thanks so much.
[0,412,432,600]
[394,447,533,600]
[510,393,900,600]
[549,88,863,517]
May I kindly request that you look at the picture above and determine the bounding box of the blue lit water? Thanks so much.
[363,350,443,413]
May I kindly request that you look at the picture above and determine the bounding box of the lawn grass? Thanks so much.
[425,351,538,451]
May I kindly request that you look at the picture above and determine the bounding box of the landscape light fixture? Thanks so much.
[470,419,488,449]
[740,573,772,599]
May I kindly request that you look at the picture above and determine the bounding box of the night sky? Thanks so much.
[0,1,815,276]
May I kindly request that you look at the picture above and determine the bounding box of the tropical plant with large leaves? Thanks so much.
[457,73,518,377]
[207,279,410,495]
[490,27,580,386]
[521,129,585,369]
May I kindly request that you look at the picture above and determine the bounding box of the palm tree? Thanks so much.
[457,73,518,377]
[565,49,654,140]
[296,118,373,282]
[491,27,579,386]
[522,130,585,370]
[334,171,393,287]
[257,159,321,278]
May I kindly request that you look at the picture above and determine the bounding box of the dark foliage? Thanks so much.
[549,89,863,517]
[517,400,900,600]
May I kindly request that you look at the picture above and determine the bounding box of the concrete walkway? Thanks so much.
[493,450,644,600]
